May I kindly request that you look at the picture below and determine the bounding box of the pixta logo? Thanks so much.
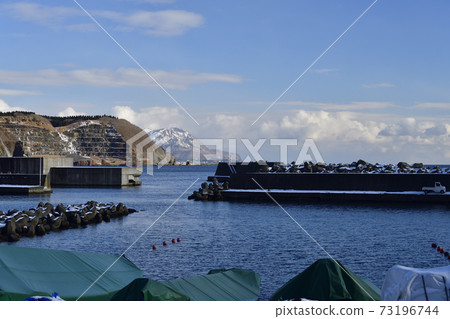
[192,138,324,165]
[126,129,172,175]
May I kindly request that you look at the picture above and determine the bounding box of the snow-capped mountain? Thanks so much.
[148,127,242,163]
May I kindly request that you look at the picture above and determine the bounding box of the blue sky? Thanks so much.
[1,0,450,163]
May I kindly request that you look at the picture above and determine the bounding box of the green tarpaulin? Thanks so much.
[270,259,381,301]
[111,268,261,301]
[162,268,261,301]
[110,278,190,301]
[0,245,143,301]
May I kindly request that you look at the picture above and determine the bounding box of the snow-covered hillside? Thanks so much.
[148,127,242,163]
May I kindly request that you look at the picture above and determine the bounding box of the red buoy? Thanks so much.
[437,246,441,252]
[152,245,157,250]
[163,241,168,246]
[441,248,445,254]
[172,238,176,243]
[177,238,181,242]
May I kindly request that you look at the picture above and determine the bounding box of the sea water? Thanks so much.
[1,165,449,300]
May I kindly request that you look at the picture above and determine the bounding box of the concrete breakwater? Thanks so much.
[214,160,448,176]
[192,161,450,203]
[188,179,228,201]
[0,201,137,242]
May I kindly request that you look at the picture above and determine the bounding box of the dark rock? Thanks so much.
[51,217,62,231]
[8,233,20,242]
[71,213,81,227]
[83,211,95,223]
[28,216,39,228]
[86,201,98,210]
[94,213,103,224]
[60,220,70,230]
[289,165,298,173]
[116,203,124,214]
[22,210,35,217]
[0,202,137,242]
[357,159,367,166]
[15,216,29,229]
[103,214,111,222]
[412,163,424,169]
[43,224,51,233]
[26,225,36,237]
[36,224,46,236]
[397,162,410,169]
[5,220,16,236]
[7,209,18,216]
[302,161,313,172]
[55,203,67,214]
[44,203,54,213]
[312,165,324,173]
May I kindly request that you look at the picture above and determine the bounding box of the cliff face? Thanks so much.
[0,112,175,165]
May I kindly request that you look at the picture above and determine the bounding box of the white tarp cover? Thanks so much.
[382,265,450,301]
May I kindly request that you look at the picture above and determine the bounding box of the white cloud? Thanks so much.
[362,83,395,89]
[423,124,448,137]
[0,88,40,96]
[3,2,203,36]
[270,100,393,111]
[98,10,204,36]
[411,102,450,110]
[57,107,86,117]
[111,103,450,164]
[0,99,27,112]
[3,2,81,28]
[0,68,243,90]
[113,105,186,130]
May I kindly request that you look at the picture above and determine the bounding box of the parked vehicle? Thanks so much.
[422,182,446,194]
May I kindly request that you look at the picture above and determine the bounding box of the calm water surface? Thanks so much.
[1,165,450,300]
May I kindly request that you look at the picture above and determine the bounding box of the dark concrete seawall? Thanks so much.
[229,173,450,192]
[199,162,450,203]
[50,167,142,187]
[0,157,42,175]
[221,189,450,203]
[0,174,43,186]
[0,157,141,193]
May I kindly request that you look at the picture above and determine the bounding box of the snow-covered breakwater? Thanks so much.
[265,160,449,174]
[0,201,137,242]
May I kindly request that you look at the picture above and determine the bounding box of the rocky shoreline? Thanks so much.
[0,201,137,242]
